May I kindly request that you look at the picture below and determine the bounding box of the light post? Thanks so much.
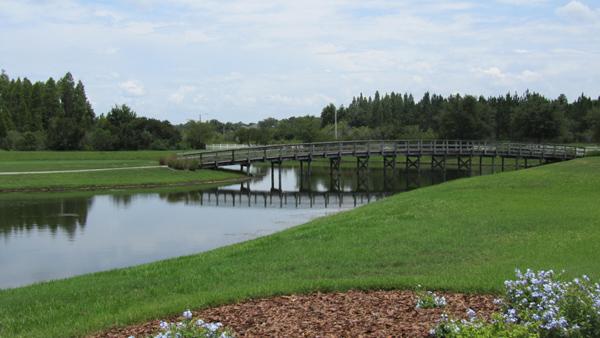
[334,108,338,140]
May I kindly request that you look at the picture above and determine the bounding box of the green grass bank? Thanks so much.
[0,151,245,192]
[1,158,600,337]
[0,150,174,172]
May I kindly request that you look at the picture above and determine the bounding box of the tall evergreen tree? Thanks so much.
[29,82,44,131]
[42,78,61,130]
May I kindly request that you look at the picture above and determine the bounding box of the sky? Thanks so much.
[1,0,599,124]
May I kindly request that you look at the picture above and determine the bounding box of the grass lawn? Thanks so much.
[0,168,243,192]
[1,157,599,337]
[0,150,176,172]
[0,151,246,191]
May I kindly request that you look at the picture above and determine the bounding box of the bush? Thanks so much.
[415,285,447,309]
[163,156,200,171]
[143,309,233,338]
[159,155,176,166]
[431,269,600,337]
[432,313,537,338]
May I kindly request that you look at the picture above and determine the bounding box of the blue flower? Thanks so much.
[182,309,193,319]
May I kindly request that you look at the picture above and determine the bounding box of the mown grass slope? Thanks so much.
[0,158,599,337]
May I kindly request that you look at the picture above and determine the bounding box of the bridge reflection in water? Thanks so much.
[161,189,389,209]
[160,167,457,209]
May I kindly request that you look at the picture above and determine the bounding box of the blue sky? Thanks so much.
[1,0,599,123]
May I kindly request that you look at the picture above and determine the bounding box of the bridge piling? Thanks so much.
[431,155,446,171]
[405,155,421,171]
[329,157,342,191]
[457,156,472,172]
[356,156,370,192]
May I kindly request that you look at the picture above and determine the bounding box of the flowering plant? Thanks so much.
[430,269,600,337]
[416,285,447,309]
[134,309,234,338]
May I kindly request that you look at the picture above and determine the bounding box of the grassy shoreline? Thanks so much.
[0,151,247,192]
[0,168,246,192]
[1,157,599,337]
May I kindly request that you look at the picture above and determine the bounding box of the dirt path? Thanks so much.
[0,165,167,175]
[93,290,499,337]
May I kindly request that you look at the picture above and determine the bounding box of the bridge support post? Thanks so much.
[383,156,396,172]
[329,157,341,192]
[240,162,251,175]
[270,161,282,192]
[382,156,396,191]
[501,157,505,172]
[457,156,472,173]
[491,156,496,174]
[524,158,529,168]
[405,155,421,171]
[299,159,312,192]
[431,155,446,171]
[356,156,370,192]
[240,181,251,193]
[479,156,483,174]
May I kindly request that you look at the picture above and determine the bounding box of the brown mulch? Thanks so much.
[92,290,499,338]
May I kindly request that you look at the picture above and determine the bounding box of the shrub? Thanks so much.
[432,313,537,338]
[138,309,234,338]
[430,269,600,337]
[162,156,202,171]
[415,285,447,309]
[159,155,176,166]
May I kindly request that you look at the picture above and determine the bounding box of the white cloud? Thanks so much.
[477,67,541,84]
[2,0,600,122]
[103,47,119,55]
[480,67,507,80]
[497,0,548,5]
[119,80,145,97]
[181,30,213,43]
[556,1,599,22]
[168,85,196,104]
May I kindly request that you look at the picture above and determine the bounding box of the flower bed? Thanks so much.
[431,269,600,337]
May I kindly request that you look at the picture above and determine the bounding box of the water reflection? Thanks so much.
[0,167,470,237]
[0,198,92,240]
[0,165,472,289]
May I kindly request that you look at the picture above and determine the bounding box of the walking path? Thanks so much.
[0,165,167,176]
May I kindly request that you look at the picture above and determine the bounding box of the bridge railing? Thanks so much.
[179,140,585,168]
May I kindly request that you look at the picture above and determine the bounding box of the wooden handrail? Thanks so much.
[177,140,585,168]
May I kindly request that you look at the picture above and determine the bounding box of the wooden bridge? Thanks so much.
[179,140,585,174]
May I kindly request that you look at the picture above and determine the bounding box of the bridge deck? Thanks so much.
[179,140,586,169]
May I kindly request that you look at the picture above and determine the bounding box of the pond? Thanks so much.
[0,163,473,289]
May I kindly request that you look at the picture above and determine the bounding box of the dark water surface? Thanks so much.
[0,164,471,289]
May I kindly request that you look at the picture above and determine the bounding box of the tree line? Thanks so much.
[200,91,600,146]
[318,91,600,143]
[0,71,180,150]
[1,70,599,150]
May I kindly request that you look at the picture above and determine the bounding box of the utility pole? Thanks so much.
[334,108,338,140]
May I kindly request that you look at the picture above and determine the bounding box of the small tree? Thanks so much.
[184,120,215,149]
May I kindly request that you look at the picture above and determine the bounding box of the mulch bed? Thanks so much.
[93,290,499,337]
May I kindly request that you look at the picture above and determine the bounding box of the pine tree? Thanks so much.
[42,78,62,130]
[29,82,44,131]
